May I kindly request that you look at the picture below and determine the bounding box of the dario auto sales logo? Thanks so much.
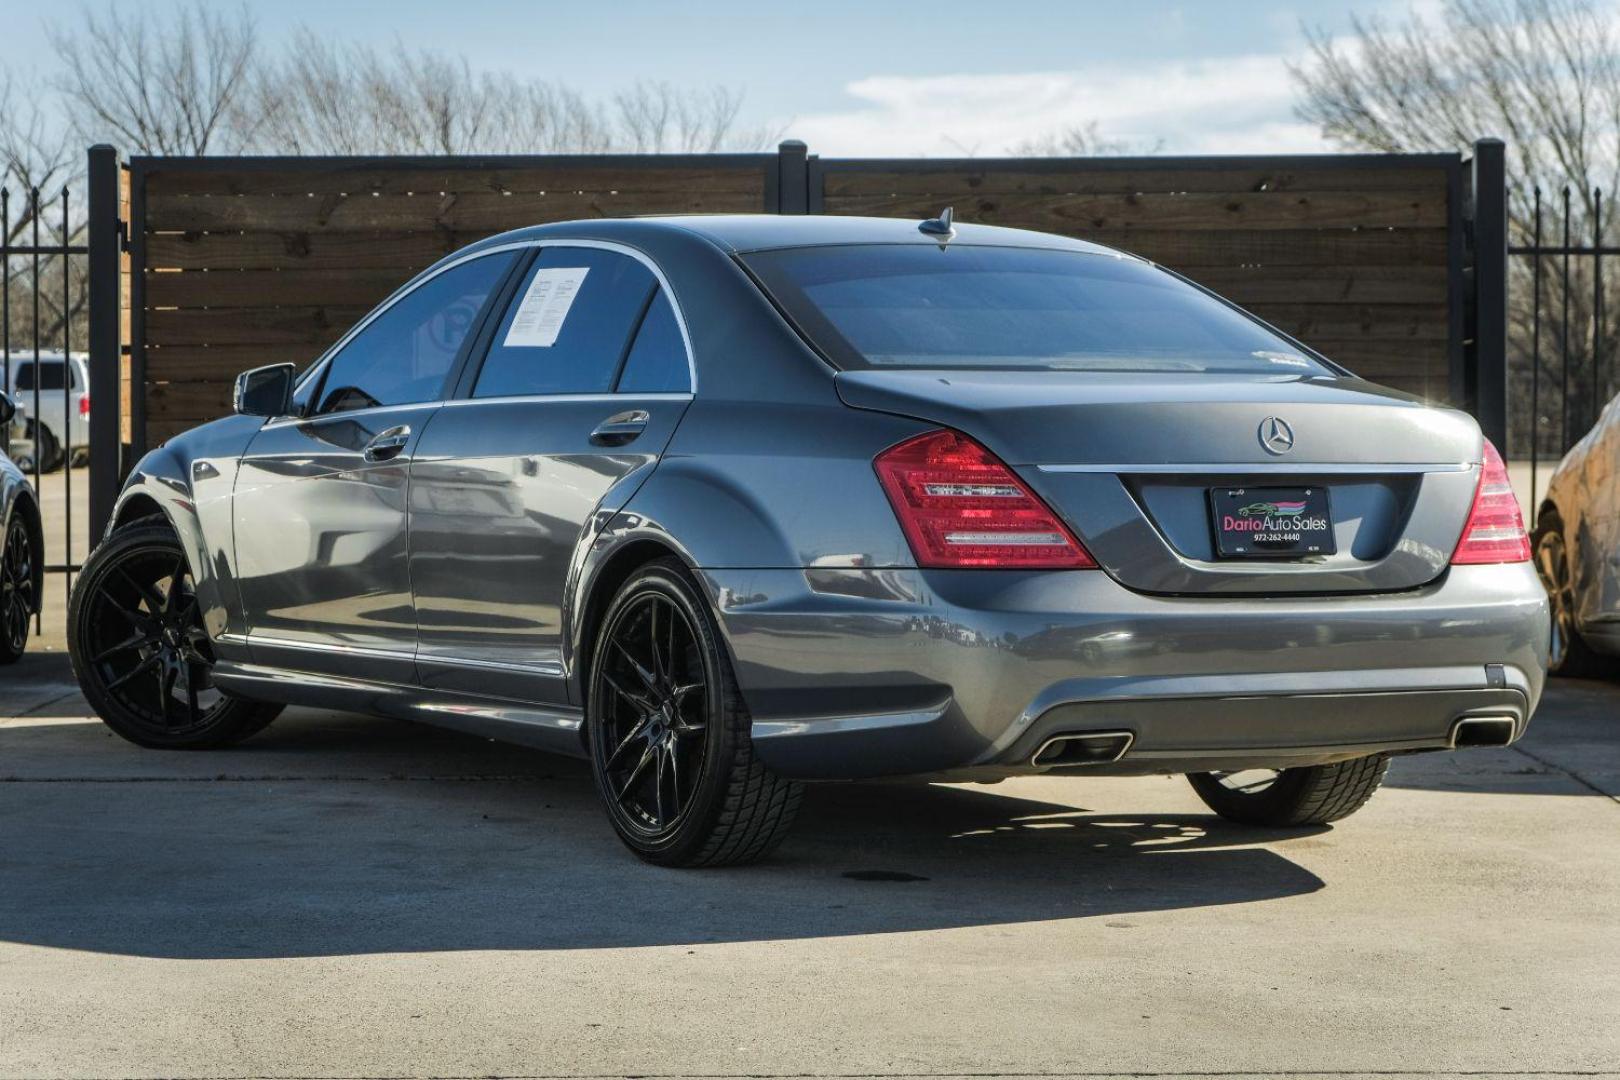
[1223,498,1329,534]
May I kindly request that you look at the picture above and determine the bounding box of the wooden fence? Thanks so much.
[128,153,780,444]
[94,141,1500,477]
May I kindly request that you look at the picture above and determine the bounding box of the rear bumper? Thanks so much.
[700,563,1549,780]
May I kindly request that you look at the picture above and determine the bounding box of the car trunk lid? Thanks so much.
[836,369,1483,595]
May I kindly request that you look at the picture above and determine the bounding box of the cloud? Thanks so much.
[785,52,1331,158]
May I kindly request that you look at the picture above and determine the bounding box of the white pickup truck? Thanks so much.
[4,353,90,472]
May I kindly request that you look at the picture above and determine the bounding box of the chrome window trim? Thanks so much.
[441,391,693,408]
[472,237,699,397]
[1036,461,1475,475]
[260,397,442,431]
[289,240,538,400]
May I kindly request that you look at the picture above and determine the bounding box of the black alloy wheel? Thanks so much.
[69,523,280,748]
[595,588,710,835]
[588,558,802,866]
[0,513,34,663]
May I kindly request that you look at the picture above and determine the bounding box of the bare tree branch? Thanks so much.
[1009,121,1163,157]
[1290,0,1620,452]
[48,2,258,155]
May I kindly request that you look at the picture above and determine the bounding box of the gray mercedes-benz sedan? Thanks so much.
[69,214,1549,866]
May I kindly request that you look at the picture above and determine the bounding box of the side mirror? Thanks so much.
[0,392,13,426]
[233,363,296,418]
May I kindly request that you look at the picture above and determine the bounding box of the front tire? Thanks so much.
[1187,754,1390,826]
[586,558,802,867]
[68,523,281,749]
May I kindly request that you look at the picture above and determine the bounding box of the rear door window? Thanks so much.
[616,289,690,394]
[475,247,656,398]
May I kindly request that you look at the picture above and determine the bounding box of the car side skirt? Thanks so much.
[211,660,587,759]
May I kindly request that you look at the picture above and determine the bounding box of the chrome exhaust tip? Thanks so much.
[1031,730,1134,768]
[1449,715,1517,749]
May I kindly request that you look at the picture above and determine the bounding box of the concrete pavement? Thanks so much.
[1,655,1617,1079]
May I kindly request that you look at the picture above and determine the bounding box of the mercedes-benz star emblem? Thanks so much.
[1259,416,1295,455]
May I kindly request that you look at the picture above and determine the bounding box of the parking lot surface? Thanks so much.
[1,651,1617,1080]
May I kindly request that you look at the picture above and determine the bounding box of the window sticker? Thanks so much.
[503,267,590,348]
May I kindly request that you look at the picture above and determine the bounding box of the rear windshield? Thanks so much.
[741,244,1332,376]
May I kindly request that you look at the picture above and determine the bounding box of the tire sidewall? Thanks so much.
[586,560,735,864]
[1187,768,1311,825]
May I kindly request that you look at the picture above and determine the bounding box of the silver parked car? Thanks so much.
[1535,390,1620,675]
[69,215,1548,866]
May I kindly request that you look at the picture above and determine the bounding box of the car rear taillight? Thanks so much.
[874,429,1096,569]
[77,394,89,419]
[1451,439,1530,565]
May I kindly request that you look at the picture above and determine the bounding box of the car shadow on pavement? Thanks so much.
[0,705,1328,960]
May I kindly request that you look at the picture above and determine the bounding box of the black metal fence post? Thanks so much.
[777,140,809,214]
[1529,187,1542,527]
[87,145,121,543]
[1472,138,1509,452]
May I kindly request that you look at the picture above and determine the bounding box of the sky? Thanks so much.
[0,0,1426,156]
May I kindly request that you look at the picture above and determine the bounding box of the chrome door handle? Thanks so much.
[362,424,411,462]
[589,410,649,446]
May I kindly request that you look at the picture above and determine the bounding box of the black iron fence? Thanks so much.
[1510,184,1618,526]
[2,182,89,633]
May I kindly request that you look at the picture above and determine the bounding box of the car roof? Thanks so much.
[473,214,1129,258]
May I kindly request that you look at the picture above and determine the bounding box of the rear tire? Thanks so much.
[1187,754,1390,826]
[586,557,802,867]
[69,522,281,749]
[1534,512,1611,677]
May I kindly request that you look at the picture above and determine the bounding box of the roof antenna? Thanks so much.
[918,206,955,244]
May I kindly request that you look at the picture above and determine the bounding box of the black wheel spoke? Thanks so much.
[89,630,152,664]
[652,746,668,824]
[616,742,657,805]
[666,742,682,810]
[158,664,177,725]
[647,599,664,683]
[186,663,202,725]
[611,639,660,696]
[113,565,165,616]
[163,556,187,614]
[605,712,655,769]
[601,670,654,714]
[105,653,161,693]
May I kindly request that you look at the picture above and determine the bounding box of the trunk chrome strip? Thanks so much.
[1035,461,1474,474]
